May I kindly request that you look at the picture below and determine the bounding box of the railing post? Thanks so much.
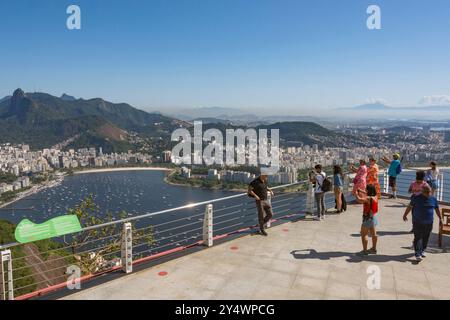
[1,250,14,300]
[306,182,314,214]
[266,192,272,228]
[203,204,213,247]
[343,174,350,194]
[438,173,444,202]
[121,223,133,274]
[383,169,389,195]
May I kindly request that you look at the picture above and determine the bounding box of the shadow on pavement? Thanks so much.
[350,230,412,237]
[290,249,416,264]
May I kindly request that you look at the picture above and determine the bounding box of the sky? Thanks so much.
[0,0,449,115]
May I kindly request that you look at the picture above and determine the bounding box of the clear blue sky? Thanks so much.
[0,0,449,114]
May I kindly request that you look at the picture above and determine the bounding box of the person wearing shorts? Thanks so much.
[382,153,401,199]
[355,184,379,256]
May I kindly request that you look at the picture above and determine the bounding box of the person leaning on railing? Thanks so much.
[382,153,402,199]
[248,169,274,236]
[425,161,440,196]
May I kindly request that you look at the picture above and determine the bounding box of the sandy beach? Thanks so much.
[73,167,173,175]
[0,179,63,210]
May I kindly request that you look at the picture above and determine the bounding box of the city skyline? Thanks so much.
[1,0,450,116]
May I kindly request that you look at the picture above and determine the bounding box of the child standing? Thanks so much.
[355,184,379,256]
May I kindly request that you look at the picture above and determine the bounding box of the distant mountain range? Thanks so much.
[170,107,320,125]
[0,89,187,152]
[197,121,350,147]
[170,103,450,124]
[345,102,450,112]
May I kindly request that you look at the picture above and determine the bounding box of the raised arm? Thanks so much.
[381,156,391,164]
[354,189,369,204]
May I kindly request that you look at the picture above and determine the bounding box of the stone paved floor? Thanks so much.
[63,198,450,300]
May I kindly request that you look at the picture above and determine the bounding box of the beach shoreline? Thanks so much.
[73,167,173,175]
[0,178,64,210]
[0,167,174,210]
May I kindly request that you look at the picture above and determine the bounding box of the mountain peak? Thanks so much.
[12,88,25,99]
[61,93,77,101]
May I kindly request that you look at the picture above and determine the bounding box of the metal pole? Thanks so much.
[438,173,444,202]
[1,250,13,300]
[383,169,389,194]
[121,223,133,274]
[306,182,314,214]
[266,192,272,228]
[203,204,213,247]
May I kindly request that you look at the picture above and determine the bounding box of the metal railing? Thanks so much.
[2,169,447,300]
[380,169,447,202]
[2,177,348,301]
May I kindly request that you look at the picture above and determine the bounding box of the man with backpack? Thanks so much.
[248,170,274,236]
[310,164,331,221]
[382,153,402,199]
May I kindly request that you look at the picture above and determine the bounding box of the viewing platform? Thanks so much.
[62,197,450,300]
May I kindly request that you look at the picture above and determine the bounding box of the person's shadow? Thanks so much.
[290,249,418,264]
[350,231,412,237]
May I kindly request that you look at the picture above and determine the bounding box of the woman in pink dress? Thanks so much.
[351,159,368,196]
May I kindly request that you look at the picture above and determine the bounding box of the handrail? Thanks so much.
[0,179,308,250]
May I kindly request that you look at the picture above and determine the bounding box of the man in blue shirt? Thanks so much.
[403,186,442,261]
[382,153,401,199]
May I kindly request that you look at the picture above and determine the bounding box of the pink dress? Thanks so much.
[352,165,368,195]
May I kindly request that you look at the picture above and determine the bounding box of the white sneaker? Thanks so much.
[321,215,325,220]
[421,252,427,258]
[415,254,423,261]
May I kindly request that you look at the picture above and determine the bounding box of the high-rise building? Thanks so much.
[162,151,172,163]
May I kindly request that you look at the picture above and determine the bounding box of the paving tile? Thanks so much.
[324,281,362,300]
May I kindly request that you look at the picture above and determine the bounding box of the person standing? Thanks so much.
[367,157,381,199]
[407,170,430,233]
[350,159,368,196]
[408,170,429,197]
[333,165,344,213]
[425,161,440,195]
[310,164,327,221]
[382,153,402,199]
[355,184,379,256]
[248,172,274,236]
[403,186,442,261]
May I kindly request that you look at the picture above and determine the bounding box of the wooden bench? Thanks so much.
[439,208,450,248]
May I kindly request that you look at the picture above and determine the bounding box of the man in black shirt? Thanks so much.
[248,173,274,236]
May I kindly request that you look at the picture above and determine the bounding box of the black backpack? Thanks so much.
[319,176,332,192]
[322,178,332,192]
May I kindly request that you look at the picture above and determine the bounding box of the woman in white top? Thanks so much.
[425,161,440,195]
